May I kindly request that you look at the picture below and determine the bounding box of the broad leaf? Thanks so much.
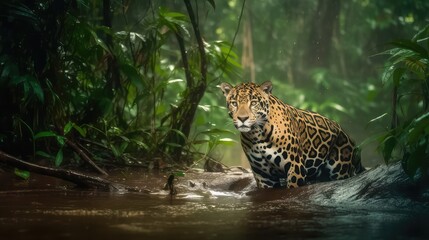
[120,63,145,92]
[34,131,57,139]
[14,168,30,180]
[55,148,63,167]
[391,39,428,59]
[64,122,73,135]
[403,142,427,177]
[381,136,397,163]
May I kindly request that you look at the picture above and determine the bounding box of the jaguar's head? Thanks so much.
[220,81,272,133]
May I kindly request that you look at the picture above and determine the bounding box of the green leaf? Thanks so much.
[412,24,429,42]
[169,129,188,142]
[198,104,211,112]
[329,103,347,113]
[55,149,63,167]
[390,39,428,59]
[403,143,426,177]
[381,66,394,86]
[119,142,129,153]
[381,136,397,163]
[403,58,426,78]
[56,135,65,146]
[64,122,73,135]
[120,63,145,92]
[34,131,57,139]
[173,171,185,177]
[368,113,388,125]
[168,79,184,84]
[88,27,110,53]
[111,145,120,158]
[132,140,149,151]
[414,112,429,123]
[406,112,429,144]
[28,76,44,102]
[119,136,130,142]
[192,139,210,145]
[158,8,189,36]
[14,168,30,180]
[217,138,238,146]
[7,3,39,25]
[35,150,54,159]
[166,143,183,148]
[73,124,87,137]
[158,6,187,19]
[200,128,236,135]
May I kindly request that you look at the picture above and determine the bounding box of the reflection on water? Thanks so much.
[0,167,428,240]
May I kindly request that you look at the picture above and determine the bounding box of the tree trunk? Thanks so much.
[305,0,340,70]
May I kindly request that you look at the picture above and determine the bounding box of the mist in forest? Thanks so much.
[202,0,429,168]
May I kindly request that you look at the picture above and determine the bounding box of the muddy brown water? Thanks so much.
[1,165,428,240]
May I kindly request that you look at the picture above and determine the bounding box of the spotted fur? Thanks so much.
[220,81,364,188]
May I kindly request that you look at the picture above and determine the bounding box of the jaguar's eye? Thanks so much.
[230,101,238,107]
[250,101,258,107]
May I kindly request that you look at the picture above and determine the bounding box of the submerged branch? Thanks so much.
[0,150,148,193]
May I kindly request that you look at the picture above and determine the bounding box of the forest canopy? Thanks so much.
[0,0,428,178]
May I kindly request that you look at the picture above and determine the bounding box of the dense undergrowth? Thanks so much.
[0,0,239,170]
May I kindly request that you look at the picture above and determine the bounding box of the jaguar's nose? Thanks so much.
[237,116,249,123]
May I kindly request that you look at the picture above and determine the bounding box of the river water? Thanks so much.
[0,165,428,240]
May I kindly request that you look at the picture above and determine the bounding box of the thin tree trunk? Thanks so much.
[164,0,208,162]
[103,0,122,125]
[305,0,340,69]
[241,5,255,83]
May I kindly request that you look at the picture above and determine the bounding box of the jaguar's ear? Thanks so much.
[260,81,272,94]
[220,82,233,97]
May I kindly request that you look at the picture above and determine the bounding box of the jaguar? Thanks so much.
[220,81,364,188]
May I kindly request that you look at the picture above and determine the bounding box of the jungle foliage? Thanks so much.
[0,0,428,178]
[0,0,239,168]
[378,25,429,179]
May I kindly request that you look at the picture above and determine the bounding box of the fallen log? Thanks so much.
[0,150,149,193]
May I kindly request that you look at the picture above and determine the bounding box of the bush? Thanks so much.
[378,24,429,179]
